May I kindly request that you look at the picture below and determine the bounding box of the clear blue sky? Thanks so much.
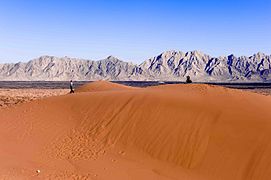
[0,0,270,64]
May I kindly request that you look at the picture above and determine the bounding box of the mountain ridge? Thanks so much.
[0,51,271,82]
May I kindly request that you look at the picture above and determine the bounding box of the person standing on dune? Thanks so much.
[186,76,192,83]
[70,80,75,93]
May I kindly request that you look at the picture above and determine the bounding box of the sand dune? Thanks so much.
[1,81,271,179]
[76,80,136,93]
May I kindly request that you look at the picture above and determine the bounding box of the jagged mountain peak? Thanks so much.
[106,55,119,60]
[254,52,266,58]
[0,51,271,82]
[188,50,205,56]
[37,55,54,59]
[228,54,236,58]
[160,50,183,56]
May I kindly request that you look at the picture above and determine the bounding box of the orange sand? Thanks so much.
[76,80,136,92]
[0,81,271,179]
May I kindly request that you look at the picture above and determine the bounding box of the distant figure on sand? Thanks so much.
[186,76,192,84]
[70,80,75,93]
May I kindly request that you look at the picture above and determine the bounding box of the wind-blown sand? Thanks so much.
[76,81,136,92]
[1,81,271,179]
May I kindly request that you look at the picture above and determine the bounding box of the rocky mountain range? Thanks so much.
[0,51,271,82]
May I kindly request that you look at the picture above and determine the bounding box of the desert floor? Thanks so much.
[0,89,69,108]
[1,82,271,180]
[243,88,271,96]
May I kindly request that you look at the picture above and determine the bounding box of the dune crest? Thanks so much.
[75,80,135,93]
[1,82,271,179]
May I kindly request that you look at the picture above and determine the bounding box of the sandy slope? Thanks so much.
[1,81,271,179]
[76,81,136,92]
